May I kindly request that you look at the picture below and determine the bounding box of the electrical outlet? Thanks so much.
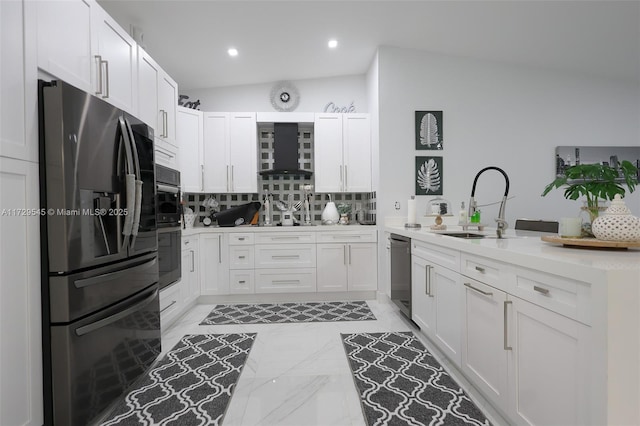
[394,201,400,210]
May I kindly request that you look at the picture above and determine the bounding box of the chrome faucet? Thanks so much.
[469,166,510,238]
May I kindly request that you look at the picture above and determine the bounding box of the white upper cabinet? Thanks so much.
[203,112,229,193]
[202,112,257,193]
[36,0,94,93]
[314,114,343,192]
[314,113,371,193]
[36,0,137,115]
[91,5,137,114]
[228,113,258,193]
[342,114,372,192]
[177,106,204,192]
[138,47,178,144]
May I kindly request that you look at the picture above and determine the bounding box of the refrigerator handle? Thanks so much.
[124,119,143,251]
[75,288,158,337]
[119,118,136,241]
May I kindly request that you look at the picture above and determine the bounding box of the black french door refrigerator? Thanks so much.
[38,80,161,426]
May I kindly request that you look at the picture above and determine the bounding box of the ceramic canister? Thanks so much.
[591,194,640,241]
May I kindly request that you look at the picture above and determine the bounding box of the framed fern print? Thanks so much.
[415,111,443,150]
[416,156,443,195]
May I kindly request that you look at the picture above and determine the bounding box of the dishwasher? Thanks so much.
[389,234,411,319]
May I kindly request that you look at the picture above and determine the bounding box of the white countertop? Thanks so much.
[181,223,376,236]
[384,224,640,283]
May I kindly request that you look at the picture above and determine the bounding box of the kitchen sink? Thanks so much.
[438,232,486,239]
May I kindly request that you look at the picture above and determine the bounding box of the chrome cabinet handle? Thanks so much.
[231,165,235,191]
[200,164,204,191]
[475,266,486,273]
[226,165,230,192]
[464,282,493,296]
[239,280,246,284]
[94,55,103,95]
[273,279,300,284]
[159,109,166,137]
[160,300,177,314]
[190,250,195,272]
[344,165,348,191]
[238,237,245,241]
[533,285,549,295]
[184,240,190,245]
[272,255,300,260]
[348,245,352,264]
[425,265,434,297]
[238,255,246,259]
[102,60,110,99]
[218,235,222,263]
[504,300,512,351]
[339,165,344,191]
[164,111,169,137]
[343,245,347,265]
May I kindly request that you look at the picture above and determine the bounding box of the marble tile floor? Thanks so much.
[163,300,508,426]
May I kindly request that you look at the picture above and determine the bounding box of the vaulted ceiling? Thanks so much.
[99,0,640,90]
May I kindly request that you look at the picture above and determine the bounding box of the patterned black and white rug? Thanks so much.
[100,333,256,426]
[200,301,376,325]
[342,331,490,426]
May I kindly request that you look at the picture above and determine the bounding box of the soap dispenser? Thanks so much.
[458,202,468,225]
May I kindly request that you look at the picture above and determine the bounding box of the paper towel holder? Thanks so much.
[405,196,422,229]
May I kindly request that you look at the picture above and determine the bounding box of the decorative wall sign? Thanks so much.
[178,95,201,110]
[415,111,443,150]
[323,101,356,113]
[270,81,300,112]
[415,156,443,195]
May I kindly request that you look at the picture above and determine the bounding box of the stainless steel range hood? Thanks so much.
[259,123,312,177]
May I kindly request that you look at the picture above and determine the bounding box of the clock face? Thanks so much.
[270,81,299,112]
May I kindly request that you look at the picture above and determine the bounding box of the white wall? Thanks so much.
[182,74,368,113]
[376,46,640,229]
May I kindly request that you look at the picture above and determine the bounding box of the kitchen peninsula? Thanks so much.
[384,223,640,426]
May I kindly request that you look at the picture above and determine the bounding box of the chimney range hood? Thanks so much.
[259,122,312,177]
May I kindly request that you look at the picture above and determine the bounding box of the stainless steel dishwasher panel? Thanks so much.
[390,234,411,318]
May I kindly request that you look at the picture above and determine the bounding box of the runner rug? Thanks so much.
[100,333,256,426]
[200,301,376,325]
[341,331,490,426]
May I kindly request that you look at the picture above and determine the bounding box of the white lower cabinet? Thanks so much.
[255,268,317,293]
[317,243,377,292]
[411,242,462,366]
[507,296,591,426]
[459,252,592,426]
[160,280,183,329]
[461,278,510,413]
[0,157,43,426]
[200,233,229,295]
[181,235,199,306]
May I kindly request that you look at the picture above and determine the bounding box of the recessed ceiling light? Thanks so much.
[328,39,338,49]
[228,48,238,57]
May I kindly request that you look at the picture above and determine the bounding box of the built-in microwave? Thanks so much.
[156,164,181,289]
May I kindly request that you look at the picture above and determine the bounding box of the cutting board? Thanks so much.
[541,235,640,249]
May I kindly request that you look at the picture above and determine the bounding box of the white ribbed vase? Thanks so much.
[591,194,640,241]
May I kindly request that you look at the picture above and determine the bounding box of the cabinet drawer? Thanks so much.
[254,232,316,244]
[229,270,255,294]
[316,229,377,243]
[229,246,254,269]
[460,253,513,293]
[155,139,179,169]
[182,235,198,251]
[160,281,182,327]
[510,267,592,325]
[255,244,316,268]
[229,232,254,245]
[412,240,460,271]
[255,268,317,293]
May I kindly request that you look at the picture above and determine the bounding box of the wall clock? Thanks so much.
[270,81,300,112]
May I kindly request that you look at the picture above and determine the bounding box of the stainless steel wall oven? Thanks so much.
[156,164,182,289]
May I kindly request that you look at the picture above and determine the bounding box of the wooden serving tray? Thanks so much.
[541,235,640,249]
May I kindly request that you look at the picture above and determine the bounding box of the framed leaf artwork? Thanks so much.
[416,156,443,195]
[415,111,443,150]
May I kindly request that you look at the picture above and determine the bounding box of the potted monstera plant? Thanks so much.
[542,160,638,229]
